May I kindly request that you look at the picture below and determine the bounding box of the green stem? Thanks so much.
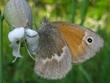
[24,41,35,61]
[0,11,4,83]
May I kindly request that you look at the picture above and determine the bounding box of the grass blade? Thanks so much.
[0,10,4,83]
[80,0,89,25]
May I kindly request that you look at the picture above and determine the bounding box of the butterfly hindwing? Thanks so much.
[34,20,72,79]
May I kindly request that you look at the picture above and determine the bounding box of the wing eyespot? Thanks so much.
[85,36,94,45]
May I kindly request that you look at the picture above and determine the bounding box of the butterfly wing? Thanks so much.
[52,22,104,64]
[34,20,72,79]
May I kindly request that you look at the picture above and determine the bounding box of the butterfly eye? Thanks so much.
[86,36,93,45]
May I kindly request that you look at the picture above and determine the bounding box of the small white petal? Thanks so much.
[8,27,25,61]
[26,29,39,55]
[8,27,25,42]
[26,28,38,37]
[11,42,22,57]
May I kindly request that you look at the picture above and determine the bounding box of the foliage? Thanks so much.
[0,0,110,83]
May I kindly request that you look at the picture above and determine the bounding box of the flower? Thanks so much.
[4,0,39,62]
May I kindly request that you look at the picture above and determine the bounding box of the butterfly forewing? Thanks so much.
[52,22,104,63]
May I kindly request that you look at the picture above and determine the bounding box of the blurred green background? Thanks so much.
[0,0,110,83]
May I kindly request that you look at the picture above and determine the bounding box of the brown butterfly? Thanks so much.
[34,19,104,79]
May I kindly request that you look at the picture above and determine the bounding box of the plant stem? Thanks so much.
[0,11,4,83]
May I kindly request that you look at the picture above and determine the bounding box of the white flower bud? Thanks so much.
[4,0,32,27]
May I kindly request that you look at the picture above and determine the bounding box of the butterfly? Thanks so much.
[34,19,104,79]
